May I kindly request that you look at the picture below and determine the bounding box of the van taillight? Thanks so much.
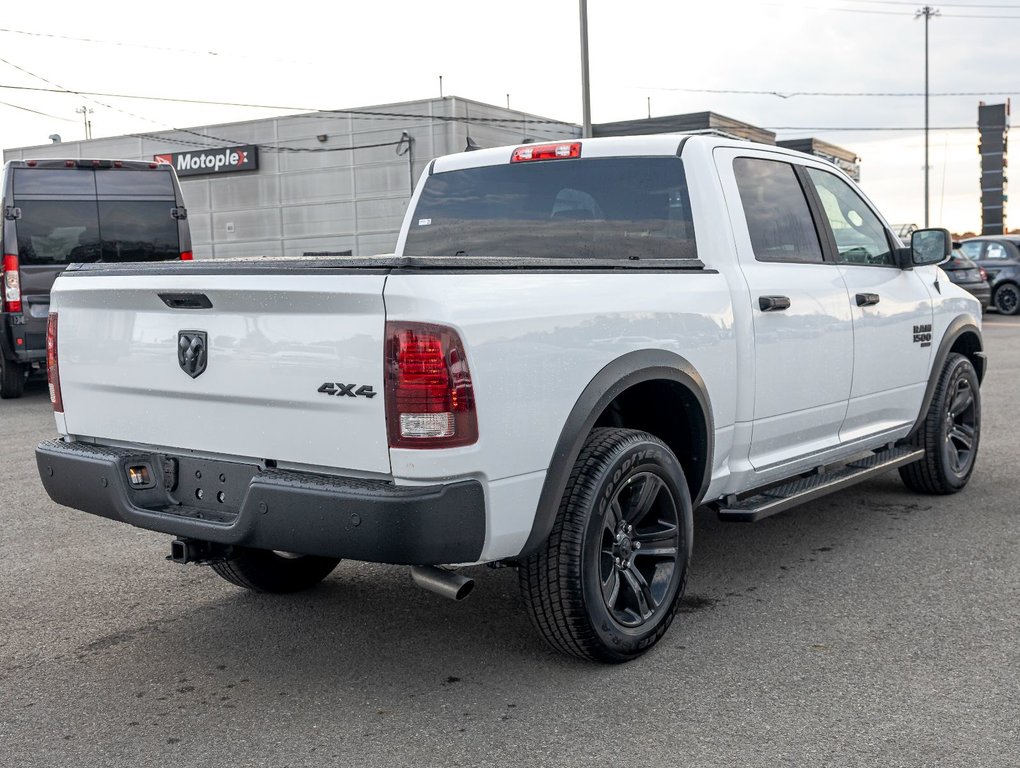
[180,251,193,261]
[385,322,477,449]
[47,312,63,413]
[2,254,22,313]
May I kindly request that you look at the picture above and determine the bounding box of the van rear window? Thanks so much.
[11,168,180,264]
[404,157,698,261]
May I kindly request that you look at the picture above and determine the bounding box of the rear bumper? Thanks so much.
[36,439,486,565]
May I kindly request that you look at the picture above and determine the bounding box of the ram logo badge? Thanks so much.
[912,323,932,348]
[318,383,376,398]
[177,331,208,378]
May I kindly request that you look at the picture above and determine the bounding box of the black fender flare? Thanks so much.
[518,349,714,559]
[905,315,985,440]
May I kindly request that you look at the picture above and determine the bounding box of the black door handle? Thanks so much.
[758,295,791,312]
[855,292,880,307]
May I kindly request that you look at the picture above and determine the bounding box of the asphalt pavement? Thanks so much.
[1,315,1018,768]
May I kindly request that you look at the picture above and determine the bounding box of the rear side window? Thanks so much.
[984,242,1010,260]
[733,157,823,264]
[404,157,697,261]
[11,167,180,265]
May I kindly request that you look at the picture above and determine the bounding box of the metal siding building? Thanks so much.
[3,97,578,259]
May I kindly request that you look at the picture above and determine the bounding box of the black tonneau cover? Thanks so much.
[61,254,707,276]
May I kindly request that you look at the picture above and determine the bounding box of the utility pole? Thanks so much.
[916,5,939,227]
[579,0,592,138]
[75,105,93,140]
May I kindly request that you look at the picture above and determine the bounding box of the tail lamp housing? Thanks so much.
[47,312,63,412]
[385,322,477,449]
[2,254,22,313]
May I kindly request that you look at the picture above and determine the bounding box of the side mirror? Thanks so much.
[898,228,951,269]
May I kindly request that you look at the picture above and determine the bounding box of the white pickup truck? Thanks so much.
[36,135,984,663]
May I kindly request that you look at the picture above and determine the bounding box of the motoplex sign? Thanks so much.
[154,145,258,177]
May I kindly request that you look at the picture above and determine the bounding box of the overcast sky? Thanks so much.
[0,1,1015,233]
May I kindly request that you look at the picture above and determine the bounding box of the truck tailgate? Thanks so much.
[52,272,390,475]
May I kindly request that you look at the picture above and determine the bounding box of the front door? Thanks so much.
[800,167,933,441]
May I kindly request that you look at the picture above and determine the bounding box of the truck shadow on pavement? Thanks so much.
[63,473,937,691]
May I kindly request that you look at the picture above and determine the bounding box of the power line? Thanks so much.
[0,82,577,126]
[0,98,76,122]
[764,125,977,130]
[644,85,1017,98]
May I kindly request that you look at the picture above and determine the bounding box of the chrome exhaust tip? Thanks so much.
[410,565,474,601]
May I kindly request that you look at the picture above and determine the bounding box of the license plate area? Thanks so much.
[163,455,259,516]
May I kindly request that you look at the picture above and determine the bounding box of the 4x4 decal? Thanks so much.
[318,383,376,398]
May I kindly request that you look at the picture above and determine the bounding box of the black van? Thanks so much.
[1,159,192,398]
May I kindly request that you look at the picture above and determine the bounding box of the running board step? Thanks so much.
[716,446,924,523]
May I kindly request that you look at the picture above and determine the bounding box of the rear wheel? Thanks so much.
[993,282,1020,315]
[211,548,340,593]
[0,357,25,399]
[519,428,693,663]
[899,353,981,494]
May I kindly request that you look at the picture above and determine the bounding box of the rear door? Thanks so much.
[716,148,854,471]
[5,163,187,356]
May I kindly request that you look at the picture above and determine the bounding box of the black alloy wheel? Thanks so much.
[942,373,978,478]
[519,428,693,663]
[900,353,981,494]
[993,283,1020,315]
[597,471,682,629]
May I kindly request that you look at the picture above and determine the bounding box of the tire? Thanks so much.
[211,547,340,593]
[899,353,981,494]
[518,428,693,663]
[0,357,25,399]
[992,282,1020,315]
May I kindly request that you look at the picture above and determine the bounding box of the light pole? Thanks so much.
[916,5,939,227]
[580,0,592,138]
[75,105,93,141]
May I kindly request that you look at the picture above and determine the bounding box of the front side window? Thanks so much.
[959,241,983,260]
[404,157,697,261]
[732,157,823,263]
[805,168,894,266]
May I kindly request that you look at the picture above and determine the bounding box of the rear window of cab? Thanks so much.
[404,157,698,261]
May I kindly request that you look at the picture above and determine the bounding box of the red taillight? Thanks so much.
[980,267,988,281]
[47,312,63,413]
[180,251,194,261]
[385,322,477,449]
[2,254,22,314]
[511,142,581,163]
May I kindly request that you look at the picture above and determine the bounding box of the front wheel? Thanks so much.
[0,357,25,399]
[993,282,1020,315]
[519,428,693,663]
[899,353,981,494]
[211,548,340,593]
